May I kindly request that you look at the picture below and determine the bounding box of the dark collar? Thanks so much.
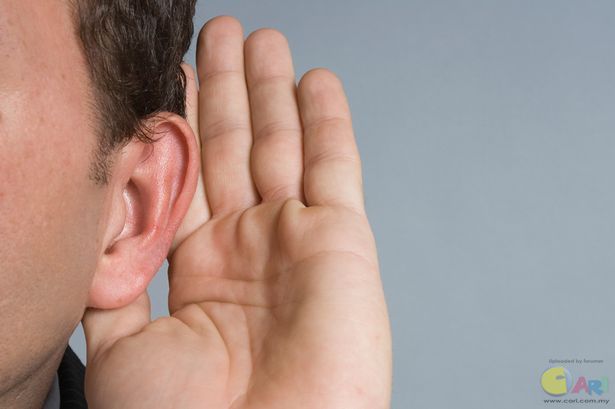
[57,345,88,409]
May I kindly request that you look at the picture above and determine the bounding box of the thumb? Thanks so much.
[82,291,151,363]
[171,62,211,255]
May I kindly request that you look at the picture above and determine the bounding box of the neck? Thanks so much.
[0,343,65,409]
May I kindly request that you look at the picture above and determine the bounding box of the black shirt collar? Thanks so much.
[57,345,88,409]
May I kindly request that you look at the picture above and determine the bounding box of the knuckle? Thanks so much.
[279,196,306,222]
[253,124,302,147]
[305,149,360,170]
[259,183,296,202]
[304,115,351,134]
[277,197,306,241]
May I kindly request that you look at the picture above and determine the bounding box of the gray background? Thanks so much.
[71,1,615,407]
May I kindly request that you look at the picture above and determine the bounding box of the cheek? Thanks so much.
[0,72,104,364]
[0,0,111,388]
[0,83,100,278]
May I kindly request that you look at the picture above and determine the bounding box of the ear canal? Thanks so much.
[105,182,142,255]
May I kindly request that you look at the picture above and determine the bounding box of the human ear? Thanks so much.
[87,113,199,309]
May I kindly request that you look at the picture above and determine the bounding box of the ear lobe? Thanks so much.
[87,114,199,309]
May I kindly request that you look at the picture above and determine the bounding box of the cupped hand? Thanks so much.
[82,16,391,409]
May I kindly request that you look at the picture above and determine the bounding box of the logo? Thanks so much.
[541,367,608,396]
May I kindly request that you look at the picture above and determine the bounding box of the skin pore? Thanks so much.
[0,1,104,407]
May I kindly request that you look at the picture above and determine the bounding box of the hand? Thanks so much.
[82,16,391,409]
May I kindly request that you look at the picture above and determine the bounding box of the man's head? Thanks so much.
[0,0,199,405]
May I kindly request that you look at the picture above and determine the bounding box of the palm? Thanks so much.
[169,197,386,407]
[82,16,391,409]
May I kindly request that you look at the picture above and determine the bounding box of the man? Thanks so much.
[0,1,392,408]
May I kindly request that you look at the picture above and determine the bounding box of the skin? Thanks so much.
[0,1,105,408]
[1,2,392,408]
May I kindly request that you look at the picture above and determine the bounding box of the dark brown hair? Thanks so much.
[72,0,197,184]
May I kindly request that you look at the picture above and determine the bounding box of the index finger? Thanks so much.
[170,63,210,253]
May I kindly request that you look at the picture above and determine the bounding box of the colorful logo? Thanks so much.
[541,367,608,396]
